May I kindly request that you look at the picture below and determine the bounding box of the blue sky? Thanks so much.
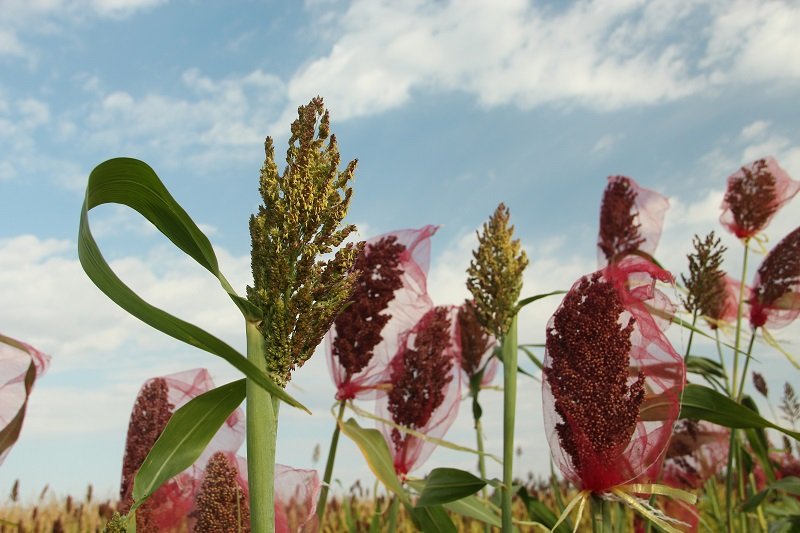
[1,0,800,502]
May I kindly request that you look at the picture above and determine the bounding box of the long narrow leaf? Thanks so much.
[79,158,307,412]
[338,418,407,502]
[518,290,565,310]
[680,384,800,440]
[132,379,246,507]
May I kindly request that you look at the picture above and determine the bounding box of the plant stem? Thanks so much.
[685,310,698,358]
[246,321,279,533]
[501,314,519,533]
[316,400,347,524]
[715,329,730,391]
[591,494,609,533]
[387,494,399,533]
[472,390,490,533]
[730,241,750,398]
[735,331,758,402]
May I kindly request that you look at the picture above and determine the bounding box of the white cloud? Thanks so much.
[0,0,169,59]
[702,0,800,83]
[269,0,800,126]
[84,68,285,168]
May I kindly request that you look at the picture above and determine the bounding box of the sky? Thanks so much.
[1,0,800,504]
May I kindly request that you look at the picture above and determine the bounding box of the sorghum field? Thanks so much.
[2,98,799,533]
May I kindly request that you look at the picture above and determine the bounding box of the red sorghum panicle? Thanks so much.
[720,157,800,240]
[599,176,645,263]
[544,257,684,491]
[546,272,646,487]
[118,378,174,518]
[333,236,405,380]
[597,176,669,266]
[194,452,250,533]
[750,226,800,329]
[457,300,494,378]
[387,307,454,465]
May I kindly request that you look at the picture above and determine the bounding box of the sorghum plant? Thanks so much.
[193,452,250,533]
[381,305,461,477]
[466,202,528,532]
[544,257,685,529]
[318,226,437,522]
[719,157,799,241]
[749,226,800,332]
[457,299,497,502]
[597,175,669,266]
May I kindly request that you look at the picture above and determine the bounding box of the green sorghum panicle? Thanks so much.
[247,97,363,387]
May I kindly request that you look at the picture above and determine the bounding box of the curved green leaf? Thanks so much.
[132,379,246,507]
[518,290,566,310]
[338,418,407,502]
[416,468,486,507]
[680,384,800,440]
[79,157,307,412]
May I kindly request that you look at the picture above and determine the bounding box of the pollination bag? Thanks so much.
[327,225,437,400]
[543,257,685,491]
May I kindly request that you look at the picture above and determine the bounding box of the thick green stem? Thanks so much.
[715,329,730,391]
[246,321,279,533]
[316,400,347,523]
[501,314,519,533]
[591,494,609,533]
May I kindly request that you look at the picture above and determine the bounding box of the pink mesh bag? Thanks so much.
[598,175,669,266]
[0,333,50,466]
[720,157,800,240]
[377,305,462,476]
[749,226,800,329]
[326,225,437,400]
[120,368,245,531]
[543,256,685,491]
[661,421,729,490]
[215,454,321,533]
[710,275,746,328]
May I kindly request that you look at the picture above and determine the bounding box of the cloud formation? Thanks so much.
[282,0,800,122]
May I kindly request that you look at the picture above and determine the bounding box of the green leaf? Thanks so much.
[518,290,565,310]
[443,494,503,528]
[409,505,457,533]
[680,384,800,440]
[742,477,800,512]
[519,345,544,372]
[685,355,726,379]
[518,486,569,533]
[338,418,407,502]
[132,379,246,507]
[78,157,307,413]
[416,468,487,507]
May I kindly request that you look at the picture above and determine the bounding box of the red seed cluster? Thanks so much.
[388,307,454,453]
[545,273,645,481]
[193,452,250,533]
[119,378,174,526]
[333,236,405,379]
[723,159,778,239]
[598,176,645,263]
[457,300,493,377]
[751,226,800,327]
